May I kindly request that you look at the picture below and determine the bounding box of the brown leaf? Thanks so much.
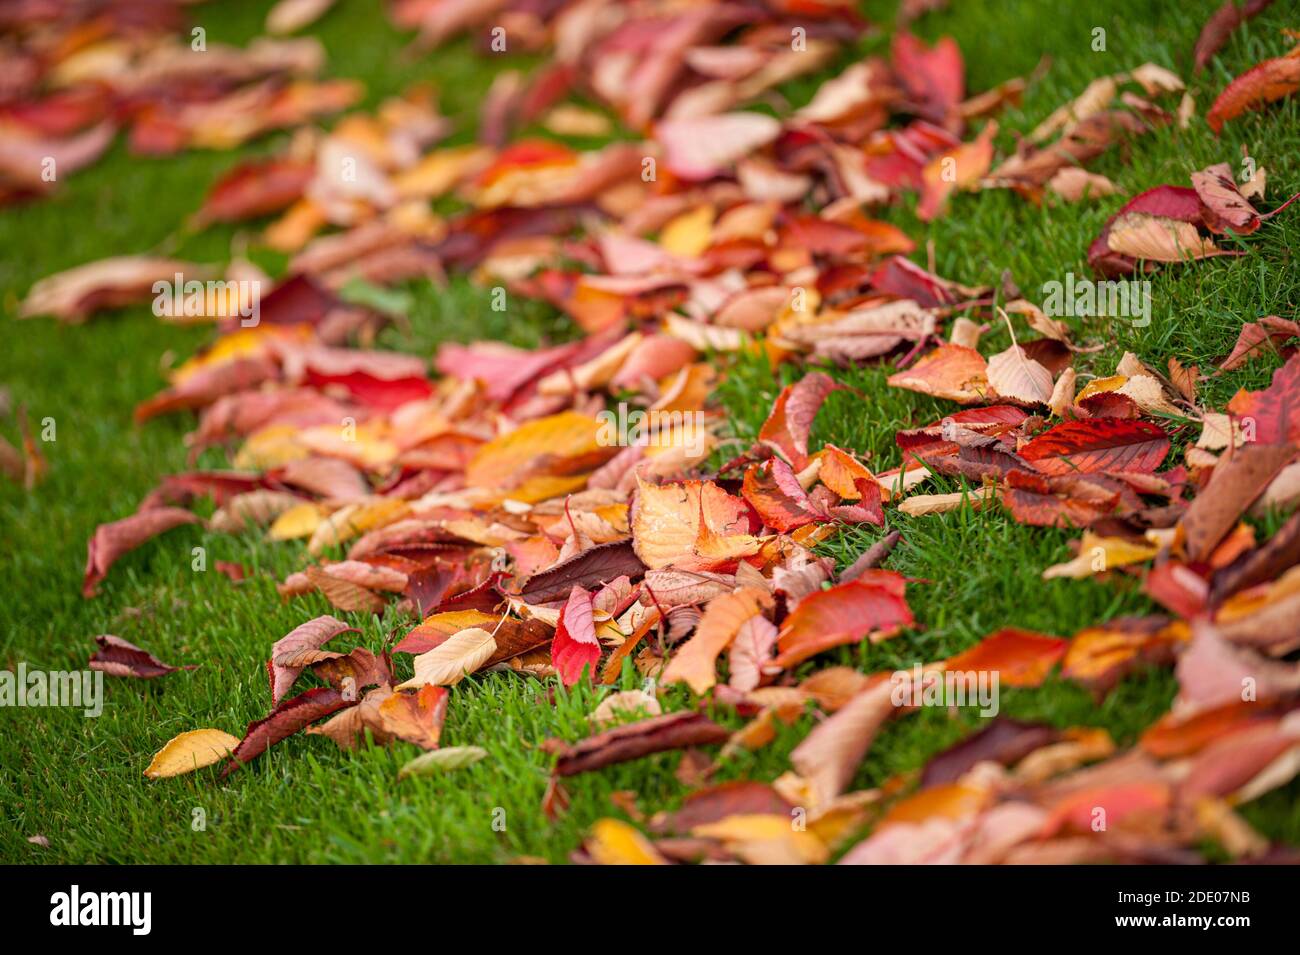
[920,719,1059,788]
[304,565,387,613]
[516,539,646,603]
[268,614,357,705]
[652,781,794,834]
[790,678,899,806]
[19,255,202,322]
[309,647,391,694]
[548,711,729,777]
[1181,442,1297,561]
[1194,0,1275,73]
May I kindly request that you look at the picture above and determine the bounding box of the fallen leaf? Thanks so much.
[144,729,241,779]
[269,614,356,705]
[223,686,351,777]
[548,711,729,777]
[944,628,1068,687]
[663,587,771,695]
[398,745,489,778]
[552,585,601,686]
[83,507,202,597]
[1207,44,1300,133]
[774,578,914,668]
[1020,419,1170,475]
[398,627,497,688]
[89,635,194,679]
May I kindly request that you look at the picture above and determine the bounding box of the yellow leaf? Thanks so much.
[144,729,240,779]
[466,411,605,489]
[268,501,328,541]
[235,423,310,470]
[585,819,668,865]
[392,145,490,200]
[631,476,755,570]
[172,325,312,384]
[298,420,398,470]
[691,813,829,865]
[409,610,500,638]
[1042,532,1160,579]
[307,498,410,554]
[659,204,715,257]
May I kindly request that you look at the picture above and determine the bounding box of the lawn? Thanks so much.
[2,0,1298,863]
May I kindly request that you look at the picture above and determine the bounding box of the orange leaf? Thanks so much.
[663,587,772,695]
[774,578,913,668]
[886,343,989,404]
[944,628,1067,687]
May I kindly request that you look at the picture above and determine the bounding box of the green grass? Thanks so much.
[2,0,1299,863]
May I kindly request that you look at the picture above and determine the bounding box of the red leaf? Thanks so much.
[89,635,195,679]
[222,687,351,777]
[303,369,434,413]
[1193,0,1275,73]
[892,32,965,128]
[1000,469,1122,528]
[742,458,817,532]
[83,507,202,597]
[1191,161,1260,234]
[758,371,844,470]
[195,158,314,226]
[1227,353,1300,444]
[1020,419,1170,475]
[552,585,600,686]
[1143,562,1210,618]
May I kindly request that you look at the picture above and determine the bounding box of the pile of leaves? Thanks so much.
[0,0,358,205]
[11,1,1300,864]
